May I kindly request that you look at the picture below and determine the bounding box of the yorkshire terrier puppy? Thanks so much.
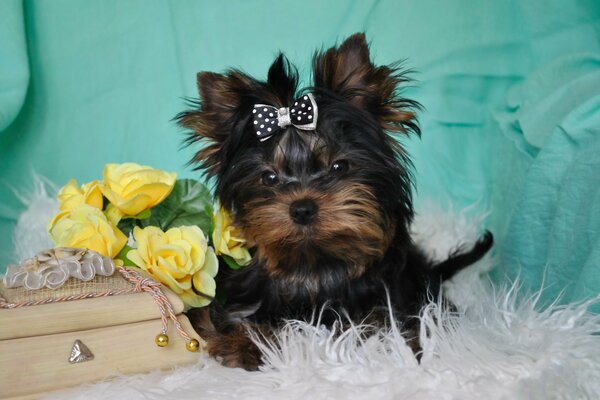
[180,33,493,371]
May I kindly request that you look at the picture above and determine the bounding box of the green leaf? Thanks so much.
[143,179,213,234]
[116,209,152,238]
[122,209,152,220]
[117,218,137,238]
[116,245,136,267]
[221,254,243,270]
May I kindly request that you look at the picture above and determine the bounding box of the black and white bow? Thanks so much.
[252,93,318,141]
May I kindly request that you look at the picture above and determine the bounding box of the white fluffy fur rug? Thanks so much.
[9,182,600,400]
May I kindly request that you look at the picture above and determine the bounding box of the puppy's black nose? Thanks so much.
[289,199,318,225]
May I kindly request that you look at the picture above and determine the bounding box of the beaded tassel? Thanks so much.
[118,267,201,352]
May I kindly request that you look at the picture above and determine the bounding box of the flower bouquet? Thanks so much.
[46,162,251,309]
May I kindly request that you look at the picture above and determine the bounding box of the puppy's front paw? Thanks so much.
[205,328,263,371]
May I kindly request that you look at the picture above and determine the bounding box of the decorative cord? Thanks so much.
[0,286,139,308]
[117,267,200,352]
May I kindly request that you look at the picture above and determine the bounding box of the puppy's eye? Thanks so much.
[330,160,349,175]
[261,171,279,186]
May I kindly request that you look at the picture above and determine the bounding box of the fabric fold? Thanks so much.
[496,54,600,309]
[0,0,29,132]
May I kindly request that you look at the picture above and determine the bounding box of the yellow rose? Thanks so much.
[127,225,218,308]
[48,204,127,258]
[99,163,177,217]
[57,179,103,211]
[212,205,251,266]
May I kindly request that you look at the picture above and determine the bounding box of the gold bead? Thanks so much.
[186,339,200,352]
[155,333,169,347]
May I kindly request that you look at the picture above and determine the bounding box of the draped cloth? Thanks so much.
[0,0,599,308]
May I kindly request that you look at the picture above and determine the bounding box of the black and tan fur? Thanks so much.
[179,33,493,370]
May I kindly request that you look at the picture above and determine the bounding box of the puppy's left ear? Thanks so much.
[179,70,258,176]
[313,33,420,134]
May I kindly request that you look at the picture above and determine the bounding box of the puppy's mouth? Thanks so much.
[240,184,393,279]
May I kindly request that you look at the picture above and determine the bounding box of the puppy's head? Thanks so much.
[179,33,420,281]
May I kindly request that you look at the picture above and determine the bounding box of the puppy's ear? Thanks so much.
[313,33,420,134]
[179,71,257,176]
[266,54,299,106]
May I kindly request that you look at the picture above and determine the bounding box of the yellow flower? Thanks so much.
[212,205,251,266]
[48,204,127,258]
[57,179,103,211]
[127,225,218,308]
[99,163,177,217]
[104,203,124,225]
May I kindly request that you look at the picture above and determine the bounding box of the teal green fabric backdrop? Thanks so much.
[1,0,599,307]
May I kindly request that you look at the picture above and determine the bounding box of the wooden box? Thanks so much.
[0,272,203,399]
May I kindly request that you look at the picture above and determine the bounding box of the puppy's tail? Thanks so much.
[430,230,493,281]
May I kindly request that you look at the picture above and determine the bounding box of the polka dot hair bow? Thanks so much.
[252,93,318,141]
